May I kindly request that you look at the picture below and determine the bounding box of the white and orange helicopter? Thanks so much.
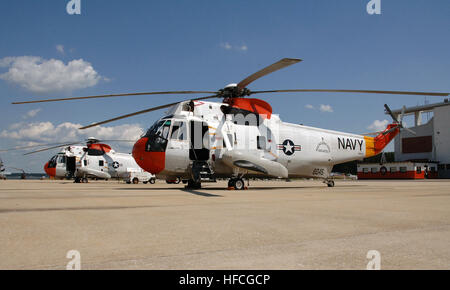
[13,58,448,189]
[2,138,156,184]
[0,156,5,180]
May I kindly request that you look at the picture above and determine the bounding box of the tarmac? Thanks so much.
[0,179,449,270]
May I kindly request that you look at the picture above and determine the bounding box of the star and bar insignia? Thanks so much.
[277,139,301,156]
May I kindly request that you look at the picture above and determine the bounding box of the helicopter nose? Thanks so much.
[44,162,56,177]
[132,137,165,174]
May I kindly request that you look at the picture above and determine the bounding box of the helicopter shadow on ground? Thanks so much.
[116,187,223,197]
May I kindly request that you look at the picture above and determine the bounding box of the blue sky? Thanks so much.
[0,0,449,172]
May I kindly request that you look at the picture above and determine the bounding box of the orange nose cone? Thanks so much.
[132,137,165,174]
[44,162,56,177]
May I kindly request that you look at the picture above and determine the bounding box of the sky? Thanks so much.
[0,0,449,172]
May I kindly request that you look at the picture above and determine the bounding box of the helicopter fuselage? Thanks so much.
[132,99,399,184]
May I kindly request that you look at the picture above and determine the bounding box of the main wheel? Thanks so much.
[233,178,245,190]
[149,179,155,184]
[132,178,139,184]
[81,177,88,183]
[327,180,335,187]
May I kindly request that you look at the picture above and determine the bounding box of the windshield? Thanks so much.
[48,155,58,168]
[144,119,172,152]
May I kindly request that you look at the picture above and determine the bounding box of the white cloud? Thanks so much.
[305,104,314,110]
[56,44,65,54]
[220,42,248,52]
[0,122,144,145]
[220,42,232,50]
[22,108,41,119]
[239,45,248,51]
[319,104,334,113]
[0,56,103,93]
[367,119,389,132]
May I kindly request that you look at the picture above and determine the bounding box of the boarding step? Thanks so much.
[192,161,216,183]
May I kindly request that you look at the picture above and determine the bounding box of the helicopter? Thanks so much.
[3,138,156,184]
[0,156,5,180]
[13,58,449,189]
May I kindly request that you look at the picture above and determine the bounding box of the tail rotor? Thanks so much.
[383,104,416,136]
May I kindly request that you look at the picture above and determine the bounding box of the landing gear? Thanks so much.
[185,179,201,189]
[75,177,89,183]
[325,179,335,187]
[132,177,139,184]
[228,178,246,190]
[149,178,156,184]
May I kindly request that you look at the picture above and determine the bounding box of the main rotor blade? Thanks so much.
[24,142,82,155]
[97,140,137,142]
[251,89,449,97]
[12,91,218,105]
[79,94,219,130]
[0,142,71,152]
[237,58,302,90]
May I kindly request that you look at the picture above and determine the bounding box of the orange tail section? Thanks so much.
[364,124,400,157]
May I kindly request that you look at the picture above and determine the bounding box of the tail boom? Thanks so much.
[364,124,400,157]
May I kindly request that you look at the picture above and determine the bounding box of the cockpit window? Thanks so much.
[48,155,58,168]
[160,120,171,139]
[144,120,165,137]
[144,119,172,152]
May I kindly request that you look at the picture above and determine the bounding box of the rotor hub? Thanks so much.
[220,84,251,99]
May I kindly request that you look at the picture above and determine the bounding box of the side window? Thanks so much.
[170,121,187,140]
[58,155,66,164]
[170,122,180,139]
[257,136,266,150]
[83,160,88,166]
[178,122,187,140]
[99,160,104,167]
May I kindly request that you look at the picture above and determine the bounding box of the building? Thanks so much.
[358,99,450,179]
[357,162,438,179]
[391,99,450,178]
